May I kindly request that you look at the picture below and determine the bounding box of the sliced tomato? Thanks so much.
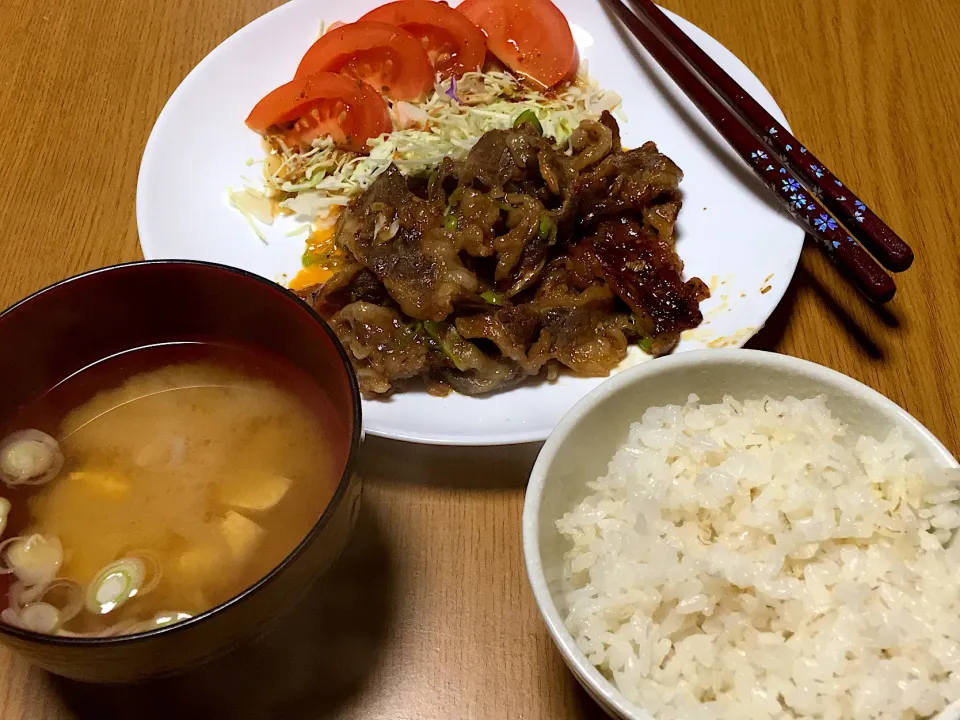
[295,21,435,102]
[457,0,577,88]
[360,1,486,78]
[246,72,392,152]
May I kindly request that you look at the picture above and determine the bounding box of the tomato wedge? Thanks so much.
[295,21,435,102]
[360,0,486,78]
[457,0,577,88]
[245,72,392,152]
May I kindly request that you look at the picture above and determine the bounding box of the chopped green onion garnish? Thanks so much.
[423,320,442,342]
[422,321,469,371]
[638,337,654,354]
[480,291,505,306]
[13,602,61,633]
[513,109,543,135]
[538,214,557,242]
[301,250,317,267]
[85,558,146,615]
[3,534,62,587]
[444,212,458,232]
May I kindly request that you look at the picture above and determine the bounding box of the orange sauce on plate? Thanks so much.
[288,212,343,291]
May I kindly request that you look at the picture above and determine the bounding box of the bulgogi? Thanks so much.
[298,112,708,398]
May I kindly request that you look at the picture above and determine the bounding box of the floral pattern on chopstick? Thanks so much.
[814,214,838,232]
[854,200,866,222]
[745,145,893,301]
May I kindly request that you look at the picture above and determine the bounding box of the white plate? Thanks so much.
[137,0,804,445]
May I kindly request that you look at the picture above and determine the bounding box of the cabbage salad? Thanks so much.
[230,68,622,252]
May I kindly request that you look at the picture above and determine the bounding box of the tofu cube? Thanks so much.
[217,474,292,512]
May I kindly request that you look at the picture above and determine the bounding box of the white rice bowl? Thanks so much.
[556,394,960,720]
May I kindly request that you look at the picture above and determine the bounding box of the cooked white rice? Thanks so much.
[557,394,960,720]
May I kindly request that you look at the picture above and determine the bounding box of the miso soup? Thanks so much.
[0,342,344,637]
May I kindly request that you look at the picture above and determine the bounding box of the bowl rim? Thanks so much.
[522,347,959,720]
[0,259,363,647]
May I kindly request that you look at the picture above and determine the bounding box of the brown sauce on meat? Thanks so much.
[297,112,708,398]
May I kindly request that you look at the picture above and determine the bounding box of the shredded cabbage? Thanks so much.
[227,188,270,244]
[249,69,622,232]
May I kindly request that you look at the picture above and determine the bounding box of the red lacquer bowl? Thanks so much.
[0,260,362,683]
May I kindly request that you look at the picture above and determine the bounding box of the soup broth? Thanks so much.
[0,342,343,637]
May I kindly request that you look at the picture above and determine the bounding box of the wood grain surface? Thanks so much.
[1,0,959,717]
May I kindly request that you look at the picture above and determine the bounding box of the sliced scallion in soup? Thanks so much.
[0,343,342,637]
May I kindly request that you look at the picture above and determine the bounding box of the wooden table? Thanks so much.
[0,0,958,717]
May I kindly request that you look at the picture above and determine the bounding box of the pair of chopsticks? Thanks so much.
[601,0,913,303]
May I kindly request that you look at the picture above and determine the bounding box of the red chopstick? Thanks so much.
[600,0,897,303]
[626,0,913,272]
